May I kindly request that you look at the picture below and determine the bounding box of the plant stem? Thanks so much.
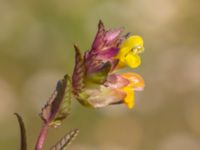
[35,124,49,150]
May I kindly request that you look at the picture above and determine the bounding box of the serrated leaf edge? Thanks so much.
[50,129,79,150]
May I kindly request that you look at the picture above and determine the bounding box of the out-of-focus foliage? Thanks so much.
[0,0,200,150]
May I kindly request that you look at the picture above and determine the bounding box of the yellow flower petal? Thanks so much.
[117,47,130,63]
[123,86,134,109]
[120,36,144,53]
[115,47,129,69]
[115,35,144,69]
[125,53,141,68]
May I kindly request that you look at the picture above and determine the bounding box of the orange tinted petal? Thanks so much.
[121,72,145,91]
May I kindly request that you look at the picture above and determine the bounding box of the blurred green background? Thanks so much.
[0,0,200,149]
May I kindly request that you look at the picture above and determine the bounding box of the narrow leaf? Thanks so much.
[14,113,27,150]
[50,129,79,150]
[51,75,72,127]
[40,75,72,127]
[72,45,85,95]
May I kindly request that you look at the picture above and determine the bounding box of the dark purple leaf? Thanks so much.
[14,113,27,150]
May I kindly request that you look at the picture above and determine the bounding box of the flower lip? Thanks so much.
[115,35,144,69]
[122,86,135,109]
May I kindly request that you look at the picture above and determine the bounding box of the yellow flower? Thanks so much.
[122,86,135,109]
[121,72,145,109]
[116,35,144,69]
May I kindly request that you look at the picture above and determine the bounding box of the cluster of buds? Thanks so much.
[72,21,145,109]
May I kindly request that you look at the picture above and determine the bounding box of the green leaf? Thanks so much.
[50,129,79,150]
[40,75,72,127]
[14,113,27,150]
[85,61,111,86]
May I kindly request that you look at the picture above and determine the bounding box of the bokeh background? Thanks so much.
[1,0,200,149]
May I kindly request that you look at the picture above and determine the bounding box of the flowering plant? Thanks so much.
[15,21,144,150]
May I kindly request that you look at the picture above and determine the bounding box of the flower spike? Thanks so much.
[72,21,145,109]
